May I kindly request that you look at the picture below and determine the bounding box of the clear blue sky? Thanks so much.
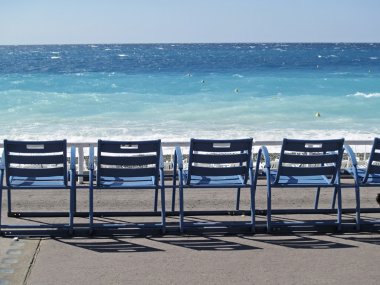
[1,0,379,45]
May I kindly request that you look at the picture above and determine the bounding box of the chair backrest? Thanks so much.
[4,140,68,187]
[187,138,253,185]
[275,138,345,184]
[97,139,162,187]
[363,137,380,183]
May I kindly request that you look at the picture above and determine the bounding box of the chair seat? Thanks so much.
[99,176,156,188]
[184,171,246,187]
[270,170,331,186]
[9,176,66,188]
[347,168,380,184]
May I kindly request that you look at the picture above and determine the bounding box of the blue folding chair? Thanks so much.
[258,138,345,233]
[88,139,166,234]
[341,138,380,229]
[0,140,76,235]
[172,138,256,233]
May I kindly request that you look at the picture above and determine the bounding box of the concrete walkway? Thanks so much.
[0,232,379,285]
[1,181,380,284]
[0,237,39,285]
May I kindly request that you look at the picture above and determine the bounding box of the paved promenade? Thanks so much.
[1,180,379,284]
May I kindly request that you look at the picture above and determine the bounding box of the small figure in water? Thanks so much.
[315,112,321,117]
[235,88,239,93]
[376,193,380,206]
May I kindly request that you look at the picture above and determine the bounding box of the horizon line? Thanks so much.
[1,41,380,47]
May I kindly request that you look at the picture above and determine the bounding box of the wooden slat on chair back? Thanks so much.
[187,138,253,184]
[364,137,380,177]
[275,138,344,184]
[97,140,161,187]
[4,140,68,186]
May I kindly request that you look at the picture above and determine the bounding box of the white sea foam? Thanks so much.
[370,57,378,60]
[1,127,376,149]
[10,80,24,85]
[331,72,350,75]
[348,92,380,98]
[118,54,128,57]
[232,74,244,78]
[50,56,61,59]
[317,54,337,59]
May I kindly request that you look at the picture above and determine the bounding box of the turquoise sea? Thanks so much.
[0,43,380,142]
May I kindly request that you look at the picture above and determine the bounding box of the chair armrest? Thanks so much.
[174,146,183,170]
[159,146,164,170]
[344,144,358,167]
[70,146,76,171]
[89,145,95,171]
[248,153,254,169]
[248,154,255,185]
[0,151,4,171]
[0,155,4,190]
[260,146,271,169]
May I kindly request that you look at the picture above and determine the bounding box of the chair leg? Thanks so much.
[354,184,361,231]
[266,183,272,233]
[179,186,184,234]
[331,187,338,209]
[7,188,12,216]
[89,184,94,234]
[172,174,177,212]
[0,186,3,234]
[73,186,77,214]
[250,186,256,233]
[69,186,75,235]
[236,188,241,211]
[171,187,176,212]
[160,185,166,234]
[314,187,321,209]
[154,187,158,212]
[336,186,342,231]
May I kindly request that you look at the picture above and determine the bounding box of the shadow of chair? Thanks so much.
[240,234,356,249]
[150,235,260,251]
[55,237,164,253]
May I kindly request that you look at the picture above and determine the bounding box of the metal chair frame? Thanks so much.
[0,140,76,235]
[172,138,256,233]
[258,138,345,233]
[340,139,380,229]
[88,139,166,234]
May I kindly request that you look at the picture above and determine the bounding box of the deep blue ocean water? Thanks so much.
[0,43,380,142]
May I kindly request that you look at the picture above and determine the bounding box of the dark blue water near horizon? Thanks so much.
[1,43,380,74]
